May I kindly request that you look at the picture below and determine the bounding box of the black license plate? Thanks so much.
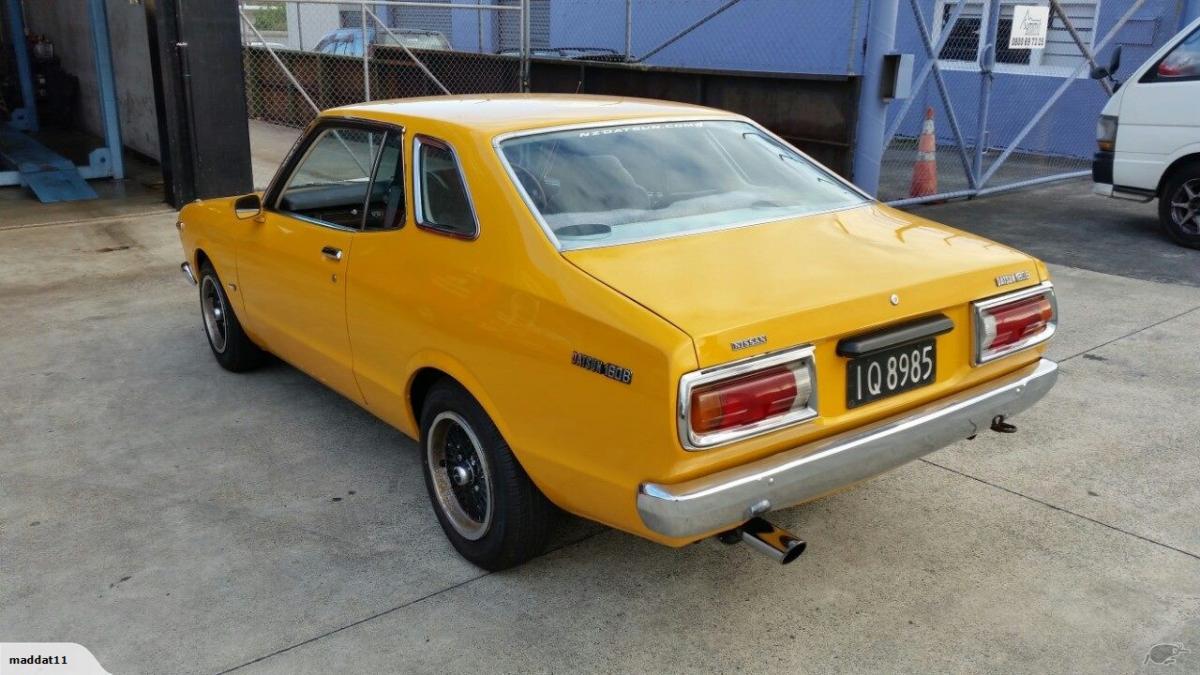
[846,339,936,409]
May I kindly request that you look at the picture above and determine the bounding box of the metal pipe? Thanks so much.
[1048,0,1112,95]
[638,0,743,63]
[263,0,518,9]
[851,0,900,196]
[4,0,38,131]
[89,0,124,179]
[624,0,633,60]
[973,0,1001,183]
[738,517,806,565]
[884,0,968,147]
[908,0,978,189]
[520,0,531,91]
[886,170,1091,207]
[240,9,322,114]
[366,6,451,95]
[361,4,370,102]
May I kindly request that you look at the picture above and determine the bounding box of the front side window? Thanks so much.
[277,126,384,229]
[498,120,866,251]
[1154,27,1200,80]
[415,138,477,238]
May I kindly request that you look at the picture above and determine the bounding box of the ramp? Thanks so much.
[0,125,98,203]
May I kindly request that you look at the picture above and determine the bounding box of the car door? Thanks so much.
[346,132,482,435]
[238,122,390,402]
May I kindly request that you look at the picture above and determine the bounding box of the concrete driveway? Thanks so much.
[2,180,1199,674]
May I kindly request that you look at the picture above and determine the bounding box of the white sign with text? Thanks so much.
[1009,5,1051,50]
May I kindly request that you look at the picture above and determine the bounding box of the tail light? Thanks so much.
[972,283,1057,365]
[679,346,817,450]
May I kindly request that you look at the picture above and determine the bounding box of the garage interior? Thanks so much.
[0,0,250,219]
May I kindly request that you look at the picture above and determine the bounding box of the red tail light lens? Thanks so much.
[681,347,817,449]
[973,284,1056,364]
[691,366,799,434]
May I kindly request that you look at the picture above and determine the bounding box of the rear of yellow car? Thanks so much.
[490,113,1058,560]
[560,204,1057,557]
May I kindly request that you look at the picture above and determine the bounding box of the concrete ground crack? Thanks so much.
[1057,304,1200,363]
[215,529,607,674]
[920,457,1200,563]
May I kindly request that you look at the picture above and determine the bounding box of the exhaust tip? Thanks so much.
[738,517,806,565]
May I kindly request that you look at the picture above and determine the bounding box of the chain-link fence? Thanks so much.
[879,0,1186,204]
[240,0,526,130]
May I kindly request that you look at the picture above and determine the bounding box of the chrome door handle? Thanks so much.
[321,246,343,261]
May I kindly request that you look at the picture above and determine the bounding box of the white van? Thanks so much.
[1092,17,1200,248]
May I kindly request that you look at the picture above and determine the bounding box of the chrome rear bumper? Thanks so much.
[638,358,1058,539]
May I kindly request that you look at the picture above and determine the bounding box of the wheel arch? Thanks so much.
[404,356,516,448]
[193,247,212,273]
[1157,152,1200,197]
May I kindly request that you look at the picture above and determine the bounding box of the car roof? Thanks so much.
[321,94,741,137]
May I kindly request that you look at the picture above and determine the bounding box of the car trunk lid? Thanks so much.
[563,204,1042,369]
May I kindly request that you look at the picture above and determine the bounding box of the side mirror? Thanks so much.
[1091,45,1122,80]
[234,193,263,220]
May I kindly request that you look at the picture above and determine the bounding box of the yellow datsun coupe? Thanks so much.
[178,95,1058,569]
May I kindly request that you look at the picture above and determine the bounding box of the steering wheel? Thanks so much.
[512,164,548,211]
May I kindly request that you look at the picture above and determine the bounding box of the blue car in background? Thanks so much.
[313,27,451,56]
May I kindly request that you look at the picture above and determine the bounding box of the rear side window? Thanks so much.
[1156,27,1200,80]
[414,137,478,238]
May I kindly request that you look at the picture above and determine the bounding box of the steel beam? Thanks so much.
[973,0,1001,182]
[638,0,744,63]
[89,0,124,180]
[851,0,900,195]
[884,0,968,147]
[4,0,37,131]
[1048,0,1112,96]
[908,0,977,189]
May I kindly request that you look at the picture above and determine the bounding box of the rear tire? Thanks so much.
[198,261,265,372]
[1159,160,1200,249]
[419,380,553,570]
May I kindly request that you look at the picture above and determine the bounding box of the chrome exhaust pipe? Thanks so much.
[737,517,806,565]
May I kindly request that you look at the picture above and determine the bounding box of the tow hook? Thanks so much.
[717,516,806,565]
[990,415,1017,433]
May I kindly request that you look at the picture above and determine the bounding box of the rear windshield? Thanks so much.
[497,120,867,250]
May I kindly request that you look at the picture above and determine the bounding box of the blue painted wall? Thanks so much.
[402,0,1190,161]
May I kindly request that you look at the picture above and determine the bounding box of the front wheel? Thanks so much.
[420,381,553,570]
[198,261,265,372]
[1159,160,1200,249]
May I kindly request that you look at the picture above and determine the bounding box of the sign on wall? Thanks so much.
[1009,5,1051,49]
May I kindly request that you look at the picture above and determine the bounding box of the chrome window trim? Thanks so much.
[971,281,1057,366]
[678,344,819,451]
[412,134,481,240]
[359,128,407,231]
[491,117,872,253]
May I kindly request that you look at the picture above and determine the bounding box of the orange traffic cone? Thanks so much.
[909,107,938,198]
